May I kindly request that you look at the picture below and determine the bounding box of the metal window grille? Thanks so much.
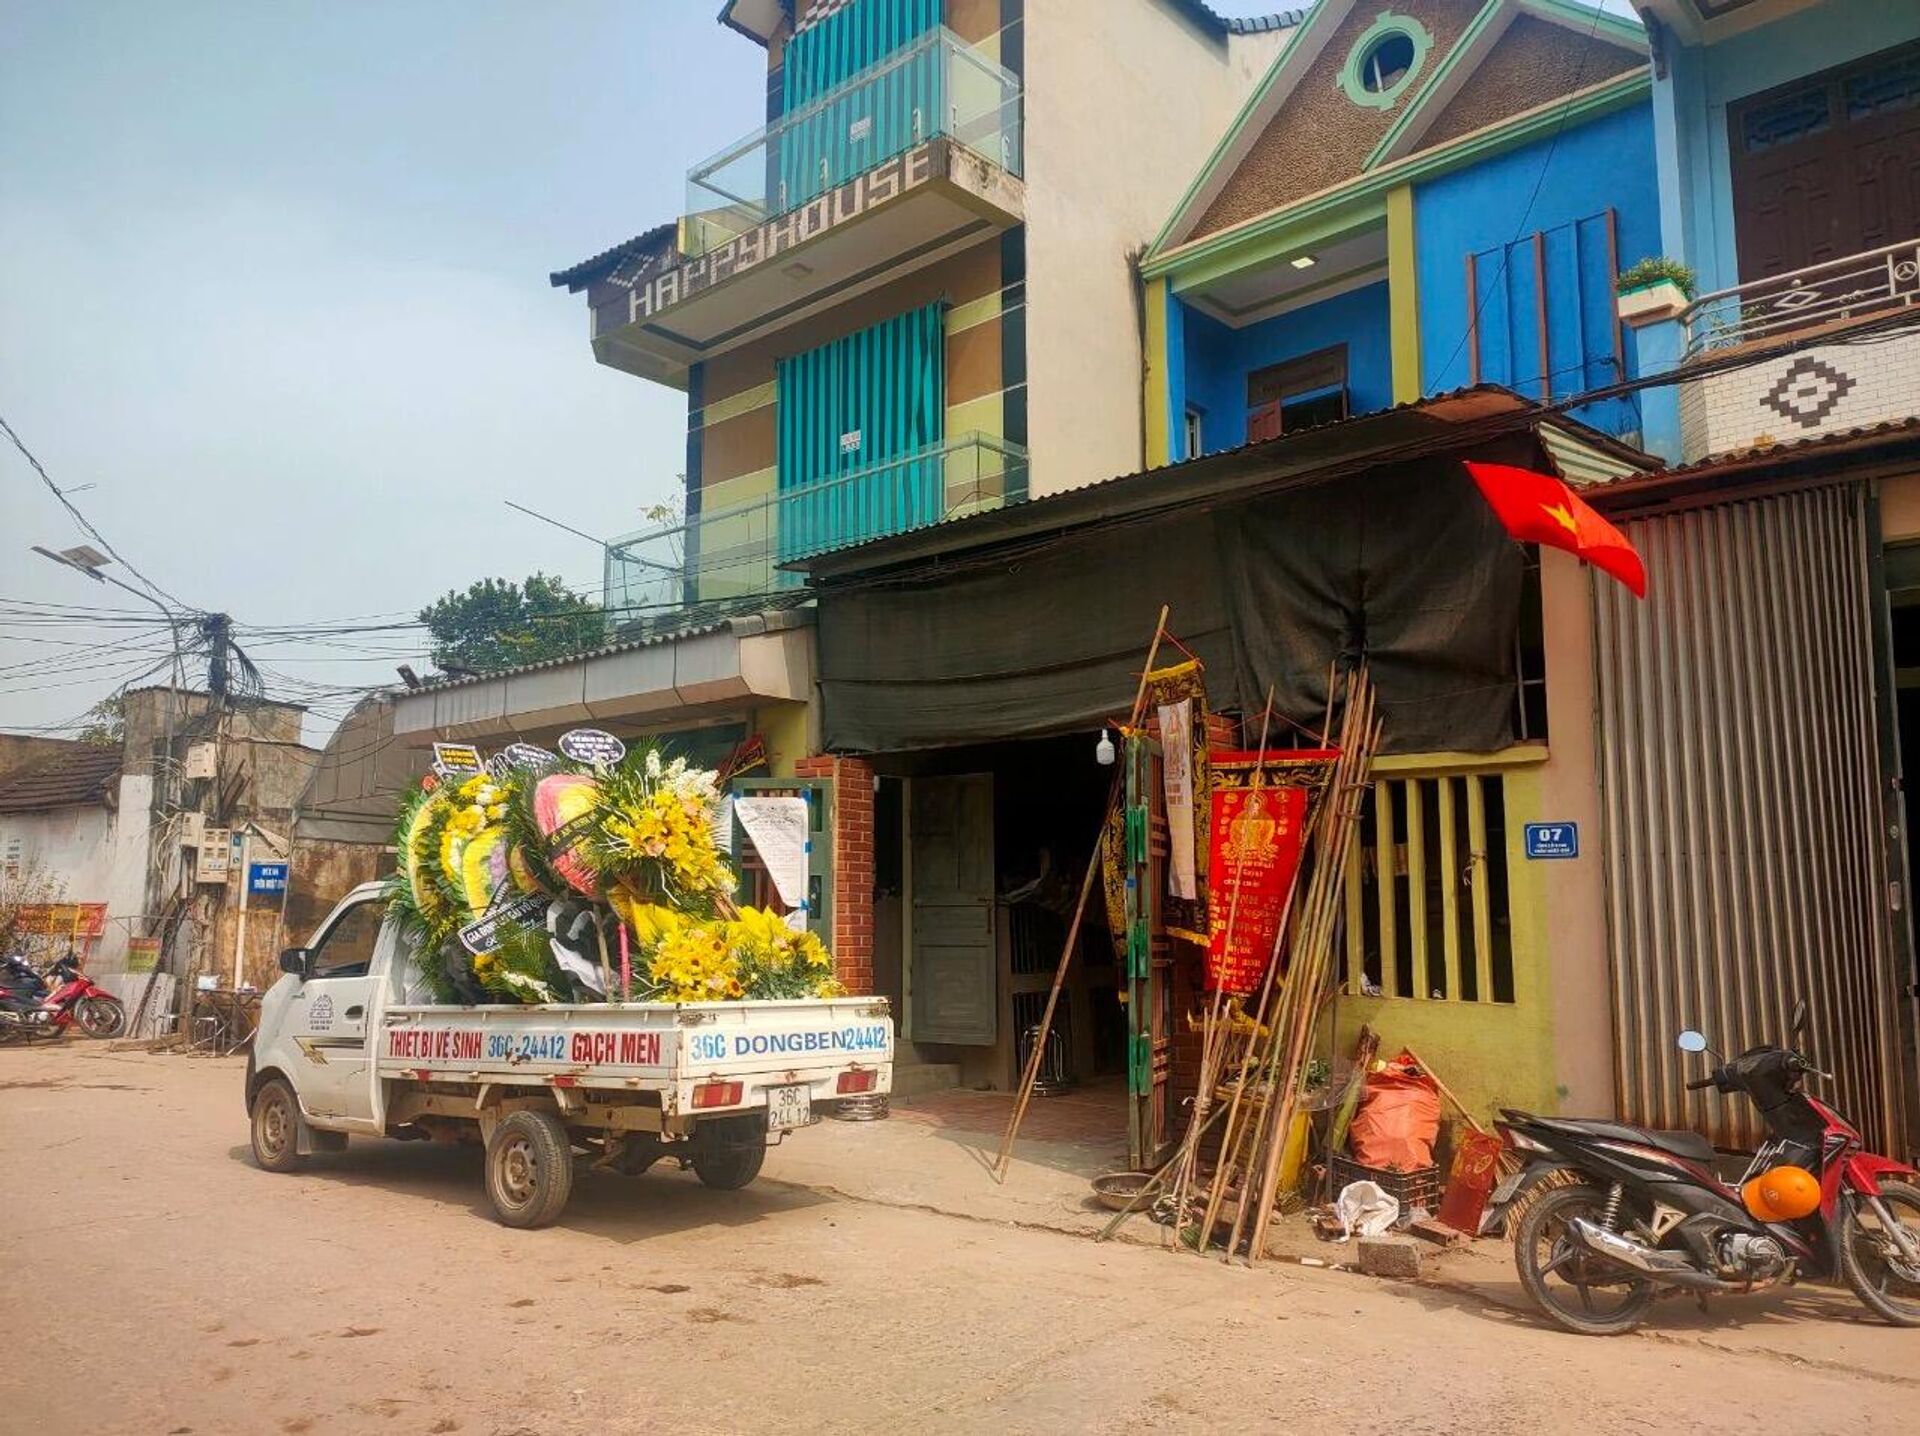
[1341,771,1517,1004]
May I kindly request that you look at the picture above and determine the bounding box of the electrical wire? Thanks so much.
[0,412,195,612]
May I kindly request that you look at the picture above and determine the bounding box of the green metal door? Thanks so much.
[775,301,946,561]
[907,773,996,1046]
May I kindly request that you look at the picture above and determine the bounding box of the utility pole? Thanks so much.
[201,613,232,699]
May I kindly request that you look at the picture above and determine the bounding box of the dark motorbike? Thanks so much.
[1487,1003,1920,1335]
[0,950,126,1042]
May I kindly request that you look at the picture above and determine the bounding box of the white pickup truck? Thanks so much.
[245,882,893,1228]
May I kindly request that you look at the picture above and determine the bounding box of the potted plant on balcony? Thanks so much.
[1615,257,1697,326]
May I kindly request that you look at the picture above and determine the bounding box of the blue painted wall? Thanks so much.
[1414,102,1661,439]
[1175,281,1394,458]
[1652,0,1920,295]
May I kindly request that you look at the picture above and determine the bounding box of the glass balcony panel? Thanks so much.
[683,27,1023,259]
[603,432,1028,635]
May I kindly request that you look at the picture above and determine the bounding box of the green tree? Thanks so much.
[75,695,125,747]
[418,574,602,675]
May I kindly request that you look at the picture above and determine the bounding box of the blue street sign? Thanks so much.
[1524,823,1578,860]
[248,861,289,895]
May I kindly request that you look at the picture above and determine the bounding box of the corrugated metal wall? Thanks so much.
[1594,483,1904,1150]
[775,301,946,560]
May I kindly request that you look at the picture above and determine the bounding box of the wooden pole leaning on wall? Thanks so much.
[991,605,1170,1184]
[1165,687,1275,1238]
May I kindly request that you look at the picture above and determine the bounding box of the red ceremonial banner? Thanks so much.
[1205,785,1307,995]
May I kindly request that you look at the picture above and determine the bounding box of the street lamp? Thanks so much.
[31,539,187,702]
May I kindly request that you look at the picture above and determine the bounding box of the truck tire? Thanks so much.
[250,1077,306,1174]
[485,1109,574,1228]
[691,1115,767,1191]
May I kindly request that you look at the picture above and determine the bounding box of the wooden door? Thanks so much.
[1123,736,1174,1169]
[1731,43,1920,282]
[907,774,997,1046]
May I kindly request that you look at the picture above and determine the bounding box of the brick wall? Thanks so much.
[795,755,876,993]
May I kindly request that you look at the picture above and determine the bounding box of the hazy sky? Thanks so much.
[0,0,1620,741]
[1,1,769,737]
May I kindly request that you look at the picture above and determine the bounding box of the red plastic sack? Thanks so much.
[1349,1051,1442,1171]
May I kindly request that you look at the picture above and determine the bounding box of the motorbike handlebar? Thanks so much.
[1684,1075,1718,1091]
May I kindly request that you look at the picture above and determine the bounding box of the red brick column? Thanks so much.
[795,755,875,993]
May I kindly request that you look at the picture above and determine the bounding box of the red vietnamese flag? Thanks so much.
[1463,460,1647,598]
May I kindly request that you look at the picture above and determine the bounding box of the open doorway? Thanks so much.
[874,732,1126,1097]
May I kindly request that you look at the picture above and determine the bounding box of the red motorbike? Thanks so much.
[1488,1002,1920,1335]
[0,951,126,1043]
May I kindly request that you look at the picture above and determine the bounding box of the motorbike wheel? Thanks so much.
[1514,1182,1658,1336]
[74,996,126,1039]
[1838,1179,1920,1327]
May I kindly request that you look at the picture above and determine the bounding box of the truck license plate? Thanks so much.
[766,1084,811,1131]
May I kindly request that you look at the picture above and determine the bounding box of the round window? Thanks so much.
[1359,33,1415,95]
[1337,13,1432,110]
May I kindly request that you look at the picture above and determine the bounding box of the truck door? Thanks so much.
[907,774,997,1046]
[283,893,383,1121]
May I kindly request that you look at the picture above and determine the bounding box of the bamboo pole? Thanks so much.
[1403,1044,1489,1135]
[1194,674,1347,1253]
[992,606,1169,1183]
[1240,695,1380,1262]
[1165,689,1274,1232]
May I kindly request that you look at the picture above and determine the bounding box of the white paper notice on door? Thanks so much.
[1158,697,1197,900]
[733,795,811,915]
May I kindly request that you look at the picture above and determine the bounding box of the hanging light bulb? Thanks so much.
[1095,728,1116,766]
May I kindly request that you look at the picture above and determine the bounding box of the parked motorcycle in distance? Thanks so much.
[0,950,126,1043]
[1486,1001,1920,1335]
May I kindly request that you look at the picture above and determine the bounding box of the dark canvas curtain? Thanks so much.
[1214,463,1522,754]
[818,511,1239,752]
[818,461,1523,755]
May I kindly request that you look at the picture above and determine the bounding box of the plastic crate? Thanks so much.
[1329,1153,1443,1221]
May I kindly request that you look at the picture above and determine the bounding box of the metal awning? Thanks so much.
[388,610,814,745]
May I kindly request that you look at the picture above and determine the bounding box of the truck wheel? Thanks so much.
[485,1109,574,1228]
[691,1116,767,1191]
[250,1077,306,1174]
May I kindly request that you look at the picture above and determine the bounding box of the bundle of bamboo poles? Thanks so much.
[1183,670,1380,1262]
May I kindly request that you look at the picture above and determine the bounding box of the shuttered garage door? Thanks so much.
[775,301,946,562]
[778,0,942,211]
[1594,483,1907,1150]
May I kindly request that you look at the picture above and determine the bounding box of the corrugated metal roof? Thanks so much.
[799,384,1650,579]
[550,222,678,294]
[1585,417,1920,510]
[404,602,815,696]
[0,744,121,814]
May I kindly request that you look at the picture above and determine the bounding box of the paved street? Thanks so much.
[2,1042,1913,1436]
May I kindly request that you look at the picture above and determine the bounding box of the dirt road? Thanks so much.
[1,1042,1910,1435]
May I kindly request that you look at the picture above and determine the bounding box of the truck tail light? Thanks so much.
[837,1069,877,1095]
[692,1081,743,1109]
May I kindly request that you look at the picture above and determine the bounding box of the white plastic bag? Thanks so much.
[1334,1179,1400,1241]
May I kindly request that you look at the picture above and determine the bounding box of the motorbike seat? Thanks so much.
[1529,1116,1717,1166]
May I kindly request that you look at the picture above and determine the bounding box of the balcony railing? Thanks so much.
[603,432,1029,634]
[1682,237,1920,356]
[682,27,1022,259]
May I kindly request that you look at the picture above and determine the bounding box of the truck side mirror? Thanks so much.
[279,947,312,979]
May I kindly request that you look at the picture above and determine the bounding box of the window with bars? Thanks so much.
[1340,769,1517,1004]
